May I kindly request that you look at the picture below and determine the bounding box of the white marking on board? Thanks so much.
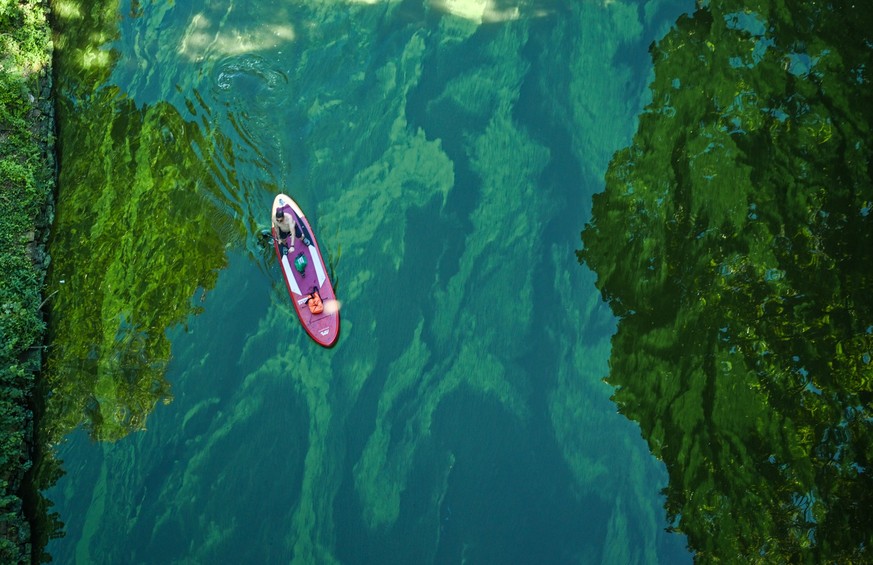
[320,328,330,336]
[311,245,327,286]
[281,255,302,295]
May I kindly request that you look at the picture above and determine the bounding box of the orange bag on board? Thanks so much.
[308,292,324,314]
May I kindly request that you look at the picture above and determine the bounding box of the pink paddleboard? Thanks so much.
[271,194,339,347]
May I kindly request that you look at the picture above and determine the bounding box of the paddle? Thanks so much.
[257,228,274,247]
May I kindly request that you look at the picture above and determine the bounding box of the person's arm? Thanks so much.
[288,221,297,246]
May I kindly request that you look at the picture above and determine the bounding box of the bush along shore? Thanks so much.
[1,0,62,562]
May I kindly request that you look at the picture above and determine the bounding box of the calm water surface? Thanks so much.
[45,0,697,562]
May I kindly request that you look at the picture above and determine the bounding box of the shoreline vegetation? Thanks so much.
[0,0,60,562]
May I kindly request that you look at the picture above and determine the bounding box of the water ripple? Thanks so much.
[214,54,289,103]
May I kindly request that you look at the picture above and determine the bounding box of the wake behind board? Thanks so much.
[271,194,339,347]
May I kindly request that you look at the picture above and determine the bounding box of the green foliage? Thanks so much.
[0,1,57,562]
[0,160,44,365]
[580,0,873,561]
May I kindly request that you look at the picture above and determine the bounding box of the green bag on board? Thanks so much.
[294,253,307,274]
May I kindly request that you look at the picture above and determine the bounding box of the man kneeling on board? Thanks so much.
[273,208,298,252]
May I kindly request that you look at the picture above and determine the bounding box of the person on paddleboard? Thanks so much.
[273,207,298,250]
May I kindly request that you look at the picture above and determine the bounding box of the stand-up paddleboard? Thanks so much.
[271,194,339,347]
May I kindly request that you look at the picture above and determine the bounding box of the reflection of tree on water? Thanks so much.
[44,89,235,442]
[44,1,238,444]
[580,0,872,561]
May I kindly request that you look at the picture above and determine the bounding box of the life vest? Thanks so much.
[308,291,324,314]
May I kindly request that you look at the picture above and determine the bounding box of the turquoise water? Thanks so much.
[45,0,697,562]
